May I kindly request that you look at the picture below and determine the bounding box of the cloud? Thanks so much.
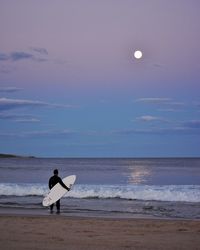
[166,102,185,107]
[0,53,9,61]
[135,98,171,104]
[10,52,34,61]
[112,128,160,136]
[24,129,76,138]
[0,98,76,111]
[135,115,168,123]
[0,48,69,67]
[135,98,185,107]
[135,98,186,114]
[29,47,48,55]
[0,87,23,93]
[15,118,40,123]
[157,108,182,112]
[0,98,49,110]
[0,49,48,63]
[0,112,40,123]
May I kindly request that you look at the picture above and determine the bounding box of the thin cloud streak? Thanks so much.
[135,97,185,107]
[15,118,40,123]
[0,98,77,111]
[0,112,39,122]
[0,87,23,93]
[135,115,169,123]
[135,98,171,104]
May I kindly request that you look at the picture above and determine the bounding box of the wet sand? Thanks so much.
[0,214,200,250]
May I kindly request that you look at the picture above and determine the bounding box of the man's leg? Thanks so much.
[50,203,54,213]
[56,199,60,213]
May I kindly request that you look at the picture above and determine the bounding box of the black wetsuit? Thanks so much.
[49,175,69,212]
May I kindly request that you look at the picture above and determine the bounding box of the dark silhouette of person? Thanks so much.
[49,169,70,213]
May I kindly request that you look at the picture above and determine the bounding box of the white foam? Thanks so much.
[0,183,199,202]
[67,185,200,202]
[0,183,47,197]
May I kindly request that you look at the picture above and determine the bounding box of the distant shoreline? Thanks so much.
[0,153,35,158]
[0,153,199,159]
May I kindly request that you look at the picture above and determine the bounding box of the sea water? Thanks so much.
[0,158,199,219]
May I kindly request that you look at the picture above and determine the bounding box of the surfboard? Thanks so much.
[42,175,76,207]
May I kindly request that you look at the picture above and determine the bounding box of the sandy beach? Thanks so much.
[0,213,200,250]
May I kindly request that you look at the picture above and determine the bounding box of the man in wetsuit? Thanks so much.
[49,169,70,213]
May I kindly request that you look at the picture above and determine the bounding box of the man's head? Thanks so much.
[53,169,58,175]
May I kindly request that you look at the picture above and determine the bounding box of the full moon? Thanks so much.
[134,50,143,59]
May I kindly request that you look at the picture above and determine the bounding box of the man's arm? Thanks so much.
[58,177,70,191]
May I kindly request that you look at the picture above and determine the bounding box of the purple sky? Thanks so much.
[0,0,200,157]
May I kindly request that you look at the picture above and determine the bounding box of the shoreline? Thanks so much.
[0,206,200,221]
[0,213,200,250]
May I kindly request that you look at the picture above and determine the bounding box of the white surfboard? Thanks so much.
[42,175,76,207]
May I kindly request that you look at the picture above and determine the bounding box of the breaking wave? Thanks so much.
[0,183,199,203]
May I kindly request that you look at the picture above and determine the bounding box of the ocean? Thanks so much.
[0,157,200,219]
